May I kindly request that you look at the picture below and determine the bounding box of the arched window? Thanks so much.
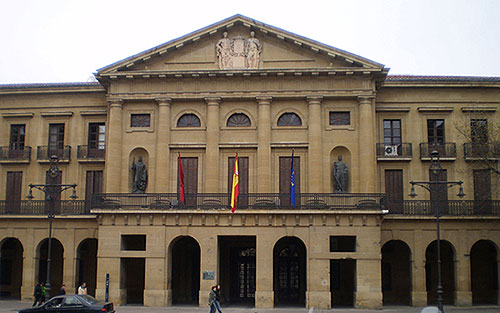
[277,112,302,126]
[227,113,251,127]
[177,113,201,127]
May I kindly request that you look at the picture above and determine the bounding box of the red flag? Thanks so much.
[178,153,184,203]
[230,153,239,213]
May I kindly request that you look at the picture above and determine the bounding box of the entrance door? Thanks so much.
[279,156,300,207]
[6,172,22,213]
[274,237,306,306]
[120,258,145,304]
[331,259,356,307]
[473,169,491,213]
[178,157,198,207]
[85,171,103,210]
[385,170,403,213]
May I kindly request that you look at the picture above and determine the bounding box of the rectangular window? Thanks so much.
[121,235,146,251]
[427,119,445,144]
[330,236,356,252]
[385,170,403,213]
[88,123,105,149]
[329,112,350,126]
[130,114,151,127]
[383,120,401,145]
[48,123,65,153]
[9,124,25,151]
[473,169,492,213]
[471,119,488,143]
[178,157,198,206]
[85,171,103,208]
[6,171,23,212]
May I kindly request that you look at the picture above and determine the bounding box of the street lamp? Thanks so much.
[27,155,77,297]
[409,150,464,313]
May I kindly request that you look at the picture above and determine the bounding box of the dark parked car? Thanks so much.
[18,294,114,313]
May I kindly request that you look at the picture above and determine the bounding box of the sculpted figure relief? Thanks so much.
[245,31,262,69]
[216,31,262,69]
[131,156,148,193]
[333,155,348,193]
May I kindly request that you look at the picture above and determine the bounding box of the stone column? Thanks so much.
[21,238,36,301]
[257,97,272,192]
[456,229,472,305]
[205,97,220,193]
[307,96,323,193]
[411,230,427,306]
[198,234,218,307]
[155,98,171,192]
[307,258,331,309]
[104,98,123,193]
[255,234,274,308]
[95,257,124,305]
[358,96,376,193]
[355,258,382,309]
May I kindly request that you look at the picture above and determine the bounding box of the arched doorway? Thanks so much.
[273,237,306,306]
[381,240,412,305]
[76,239,97,296]
[37,238,64,298]
[471,240,498,304]
[425,240,455,305]
[0,238,23,299]
[170,236,200,304]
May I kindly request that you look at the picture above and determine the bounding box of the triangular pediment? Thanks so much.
[97,14,385,76]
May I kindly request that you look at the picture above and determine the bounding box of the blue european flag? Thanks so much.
[290,150,296,208]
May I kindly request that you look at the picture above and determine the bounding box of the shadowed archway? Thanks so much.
[381,240,412,305]
[425,240,455,305]
[0,238,23,299]
[37,238,64,298]
[170,236,200,304]
[471,240,498,304]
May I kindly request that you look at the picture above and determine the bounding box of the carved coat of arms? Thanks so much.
[216,31,262,69]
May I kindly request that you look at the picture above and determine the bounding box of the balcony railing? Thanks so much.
[376,143,412,159]
[0,200,87,215]
[37,145,71,161]
[0,146,31,161]
[463,143,500,159]
[419,142,456,159]
[386,200,500,216]
[77,145,105,160]
[90,193,387,211]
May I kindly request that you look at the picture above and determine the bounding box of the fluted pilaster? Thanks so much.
[307,96,323,193]
[155,98,172,192]
[257,96,272,192]
[205,97,220,192]
[358,96,376,193]
[105,98,123,193]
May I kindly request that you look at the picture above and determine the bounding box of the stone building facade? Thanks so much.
[0,15,499,309]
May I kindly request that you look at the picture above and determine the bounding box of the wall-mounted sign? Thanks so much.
[202,271,215,280]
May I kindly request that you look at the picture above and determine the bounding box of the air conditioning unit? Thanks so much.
[384,145,399,156]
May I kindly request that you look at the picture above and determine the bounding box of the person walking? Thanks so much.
[214,284,223,313]
[78,282,87,295]
[208,285,217,313]
[58,284,66,295]
[32,282,43,306]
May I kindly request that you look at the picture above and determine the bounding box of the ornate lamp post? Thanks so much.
[27,155,77,296]
[409,150,464,313]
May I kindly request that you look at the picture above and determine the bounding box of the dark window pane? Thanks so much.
[471,119,488,143]
[88,123,106,149]
[177,114,201,127]
[383,119,402,145]
[227,113,251,127]
[277,113,302,126]
[48,124,65,150]
[329,112,350,125]
[427,119,445,144]
[10,124,25,150]
[330,236,356,252]
[131,114,151,127]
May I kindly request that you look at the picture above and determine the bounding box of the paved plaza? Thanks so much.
[2,300,499,313]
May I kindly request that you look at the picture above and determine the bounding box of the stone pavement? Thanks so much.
[2,300,499,313]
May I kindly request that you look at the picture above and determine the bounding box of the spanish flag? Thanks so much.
[230,153,239,213]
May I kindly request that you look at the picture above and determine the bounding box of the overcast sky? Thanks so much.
[1,0,499,84]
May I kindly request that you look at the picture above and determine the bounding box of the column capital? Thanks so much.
[307,95,323,105]
[107,97,123,108]
[155,97,172,106]
[358,95,375,105]
[204,97,221,106]
[256,96,272,105]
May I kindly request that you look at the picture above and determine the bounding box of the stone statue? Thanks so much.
[333,155,348,192]
[245,31,262,69]
[216,32,232,69]
[131,156,147,193]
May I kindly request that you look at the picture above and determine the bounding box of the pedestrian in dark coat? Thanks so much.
[32,283,43,306]
[58,284,66,295]
[208,285,217,313]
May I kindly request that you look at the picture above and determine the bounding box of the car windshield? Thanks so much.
[79,294,102,305]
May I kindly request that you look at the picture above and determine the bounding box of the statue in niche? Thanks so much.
[333,155,348,193]
[216,31,262,69]
[245,31,262,69]
[216,32,232,69]
[131,156,148,193]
